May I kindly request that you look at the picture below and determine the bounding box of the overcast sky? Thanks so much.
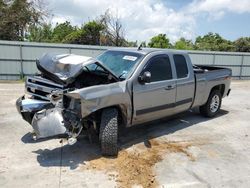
[48,0,250,43]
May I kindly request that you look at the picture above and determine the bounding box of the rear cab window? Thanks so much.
[173,54,189,79]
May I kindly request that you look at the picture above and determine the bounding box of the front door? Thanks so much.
[132,54,176,125]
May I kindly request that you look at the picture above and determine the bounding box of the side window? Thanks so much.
[143,55,172,82]
[173,54,189,78]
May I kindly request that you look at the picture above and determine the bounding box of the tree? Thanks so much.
[125,40,138,47]
[140,41,147,47]
[27,23,53,42]
[63,29,86,44]
[52,21,76,43]
[99,10,126,46]
[81,21,104,45]
[0,1,8,39]
[234,37,250,52]
[63,21,104,45]
[148,34,171,48]
[174,38,194,50]
[28,21,76,43]
[0,0,48,41]
[195,32,234,51]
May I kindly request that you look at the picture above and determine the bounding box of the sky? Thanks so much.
[48,0,250,43]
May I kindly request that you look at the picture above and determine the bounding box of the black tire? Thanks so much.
[99,108,118,156]
[200,90,222,118]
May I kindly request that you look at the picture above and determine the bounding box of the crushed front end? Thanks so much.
[16,52,128,145]
[16,76,83,143]
[16,54,92,142]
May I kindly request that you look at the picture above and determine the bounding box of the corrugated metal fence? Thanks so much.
[1,40,250,80]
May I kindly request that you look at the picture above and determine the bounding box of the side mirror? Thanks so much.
[138,71,151,84]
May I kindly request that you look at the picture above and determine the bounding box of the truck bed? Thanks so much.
[192,65,232,108]
[193,65,230,74]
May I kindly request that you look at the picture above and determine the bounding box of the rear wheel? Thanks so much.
[200,90,222,117]
[99,108,118,156]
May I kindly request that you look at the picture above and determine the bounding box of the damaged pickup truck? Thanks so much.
[16,49,232,156]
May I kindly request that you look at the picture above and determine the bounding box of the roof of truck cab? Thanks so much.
[106,48,188,56]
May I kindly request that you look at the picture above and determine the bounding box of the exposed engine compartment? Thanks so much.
[21,53,120,143]
[71,70,116,88]
[36,53,118,88]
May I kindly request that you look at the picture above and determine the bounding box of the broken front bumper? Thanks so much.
[16,95,52,124]
[16,95,67,139]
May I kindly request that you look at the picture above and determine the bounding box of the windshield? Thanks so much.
[96,50,143,79]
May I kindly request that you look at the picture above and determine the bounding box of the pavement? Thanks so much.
[0,81,250,188]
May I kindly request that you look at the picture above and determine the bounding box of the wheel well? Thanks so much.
[88,105,126,131]
[210,84,225,96]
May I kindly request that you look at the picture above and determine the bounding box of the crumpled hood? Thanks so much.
[37,53,94,84]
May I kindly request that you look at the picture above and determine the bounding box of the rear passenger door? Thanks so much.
[132,54,176,125]
[173,54,195,113]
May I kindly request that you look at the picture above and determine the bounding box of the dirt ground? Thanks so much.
[0,80,250,188]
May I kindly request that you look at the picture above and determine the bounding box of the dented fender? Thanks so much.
[65,81,132,126]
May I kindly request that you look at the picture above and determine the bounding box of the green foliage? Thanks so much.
[234,37,250,52]
[0,0,46,41]
[174,38,194,50]
[28,22,75,43]
[125,40,138,47]
[63,21,104,45]
[28,24,53,42]
[62,29,86,44]
[1,2,248,52]
[81,21,105,45]
[28,20,104,45]
[148,34,171,48]
[140,41,147,47]
[52,21,76,43]
[194,32,234,51]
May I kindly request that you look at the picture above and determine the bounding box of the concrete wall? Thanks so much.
[1,40,250,80]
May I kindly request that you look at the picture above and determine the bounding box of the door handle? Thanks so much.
[164,85,175,90]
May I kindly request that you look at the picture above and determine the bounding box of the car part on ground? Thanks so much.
[32,108,66,139]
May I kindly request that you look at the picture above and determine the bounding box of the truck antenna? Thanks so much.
[137,43,143,51]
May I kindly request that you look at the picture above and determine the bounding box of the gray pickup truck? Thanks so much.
[16,48,231,156]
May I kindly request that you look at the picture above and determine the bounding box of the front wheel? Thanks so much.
[99,108,118,156]
[200,90,222,117]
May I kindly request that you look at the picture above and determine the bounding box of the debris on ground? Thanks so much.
[83,139,206,188]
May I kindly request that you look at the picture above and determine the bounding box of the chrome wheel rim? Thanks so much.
[210,95,220,113]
